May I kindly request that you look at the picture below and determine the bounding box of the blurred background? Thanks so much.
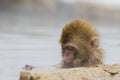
[0,0,120,80]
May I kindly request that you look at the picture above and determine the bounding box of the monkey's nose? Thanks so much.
[64,51,71,57]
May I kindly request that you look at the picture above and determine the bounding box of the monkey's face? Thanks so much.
[62,43,78,64]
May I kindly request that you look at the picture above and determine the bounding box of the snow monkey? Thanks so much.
[23,19,104,70]
[60,19,103,68]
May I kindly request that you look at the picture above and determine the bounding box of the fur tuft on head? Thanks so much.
[60,19,99,45]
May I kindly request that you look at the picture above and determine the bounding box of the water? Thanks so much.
[0,27,62,80]
[98,26,120,64]
[0,26,120,80]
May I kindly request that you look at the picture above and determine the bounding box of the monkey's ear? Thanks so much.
[90,37,99,48]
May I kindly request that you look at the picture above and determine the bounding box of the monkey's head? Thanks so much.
[60,19,101,68]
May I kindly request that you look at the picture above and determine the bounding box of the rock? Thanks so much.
[20,64,120,80]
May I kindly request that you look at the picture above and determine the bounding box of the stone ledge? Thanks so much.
[20,64,120,80]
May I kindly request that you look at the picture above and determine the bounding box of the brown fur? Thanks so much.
[60,19,103,68]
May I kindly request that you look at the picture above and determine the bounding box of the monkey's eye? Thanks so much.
[66,46,74,51]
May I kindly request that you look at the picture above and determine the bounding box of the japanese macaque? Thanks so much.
[60,19,103,68]
[23,19,103,70]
